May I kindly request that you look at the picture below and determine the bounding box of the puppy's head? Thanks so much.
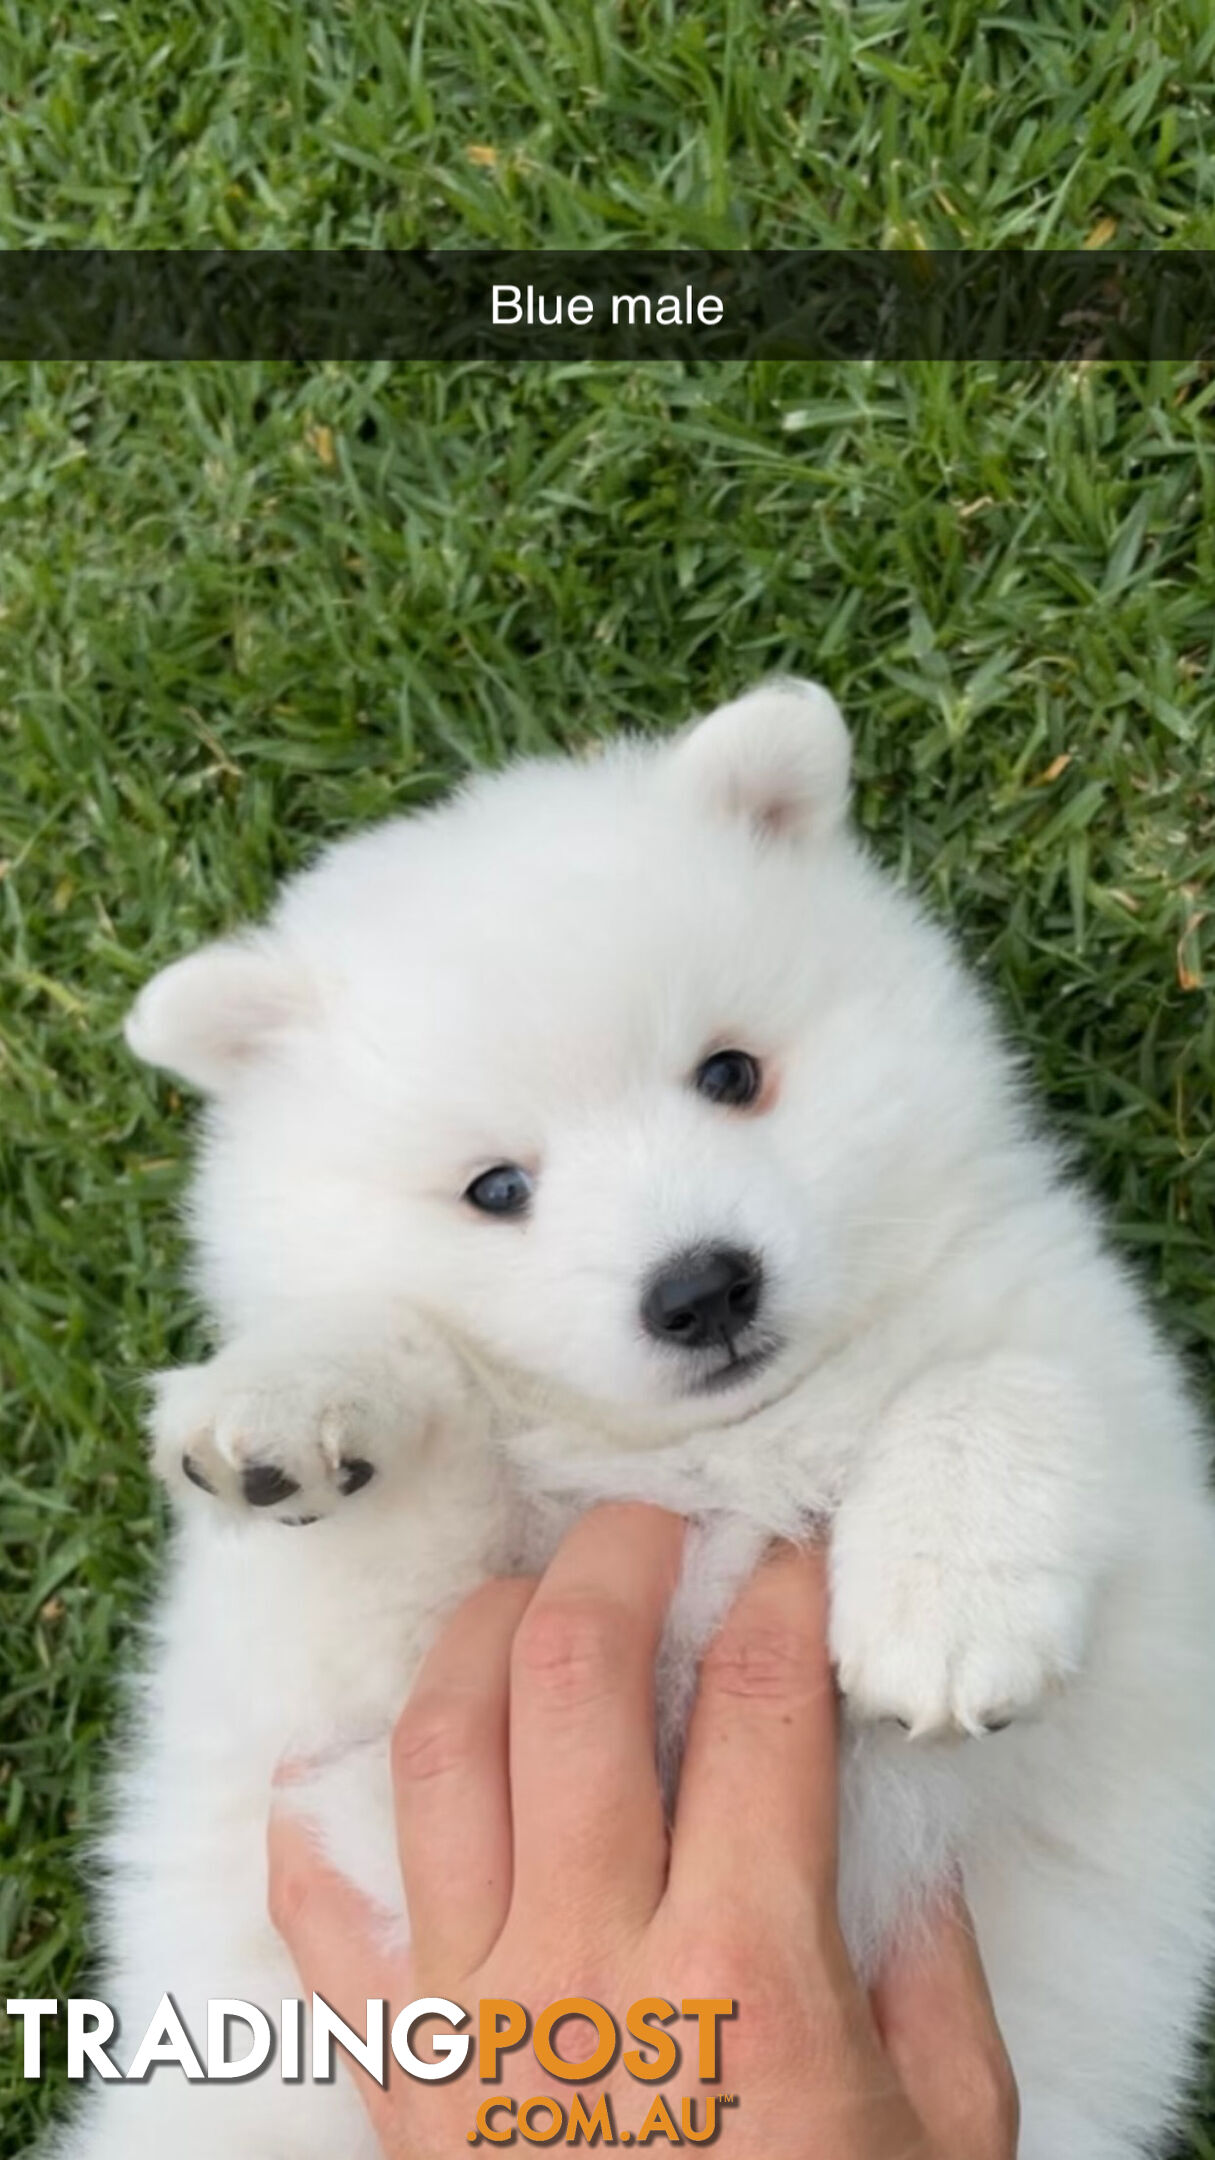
[129,681,996,1436]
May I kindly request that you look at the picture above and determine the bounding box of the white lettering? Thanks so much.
[6,2000,57,2077]
[66,2000,120,2080]
[312,1993,385,2085]
[206,1999,273,2080]
[391,1996,471,2081]
[281,1995,302,2080]
[126,1994,206,2081]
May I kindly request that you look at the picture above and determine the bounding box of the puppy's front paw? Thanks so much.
[829,1521,1087,1740]
[151,1339,441,1525]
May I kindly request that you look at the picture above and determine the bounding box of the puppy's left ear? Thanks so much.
[666,678,851,842]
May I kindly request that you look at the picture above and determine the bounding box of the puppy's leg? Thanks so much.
[829,1355,1121,1739]
[151,1318,475,1525]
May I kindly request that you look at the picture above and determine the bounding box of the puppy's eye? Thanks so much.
[693,1048,762,1108]
[464,1163,534,1217]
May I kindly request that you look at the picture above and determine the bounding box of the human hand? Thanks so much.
[268,1504,1018,2157]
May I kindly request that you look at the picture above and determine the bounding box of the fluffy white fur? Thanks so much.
[50,681,1215,2160]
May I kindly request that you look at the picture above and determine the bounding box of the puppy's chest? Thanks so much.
[500,1365,865,1551]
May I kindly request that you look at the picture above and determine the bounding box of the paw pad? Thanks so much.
[240,1463,302,1508]
[336,1456,375,1496]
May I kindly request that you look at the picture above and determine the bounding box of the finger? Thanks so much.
[267,1797,404,2130]
[393,1576,536,1977]
[871,1883,1019,2160]
[666,1542,840,1927]
[508,1503,684,1932]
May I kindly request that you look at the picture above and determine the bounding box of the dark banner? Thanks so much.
[1,250,1213,361]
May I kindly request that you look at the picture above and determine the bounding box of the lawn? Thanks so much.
[3,356,1215,2154]
[0,0,1214,251]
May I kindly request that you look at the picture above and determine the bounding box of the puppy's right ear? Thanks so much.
[666,678,851,845]
[125,937,311,1093]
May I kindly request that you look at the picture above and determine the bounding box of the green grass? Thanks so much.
[1,0,1215,248]
[2,358,1214,2153]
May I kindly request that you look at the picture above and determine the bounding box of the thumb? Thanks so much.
[267,1787,405,2107]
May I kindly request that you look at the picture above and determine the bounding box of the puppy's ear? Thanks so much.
[125,937,311,1093]
[668,678,851,842]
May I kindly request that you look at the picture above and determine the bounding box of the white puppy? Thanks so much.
[52,684,1215,2160]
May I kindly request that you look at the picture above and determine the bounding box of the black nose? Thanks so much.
[641,1245,764,1351]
